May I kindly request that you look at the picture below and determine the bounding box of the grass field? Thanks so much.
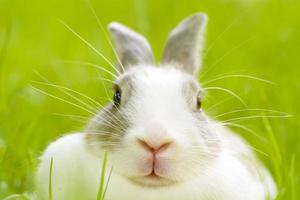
[0,0,299,199]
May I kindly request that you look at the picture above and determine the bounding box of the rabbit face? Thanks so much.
[105,66,221,187]
[85,13,221,187]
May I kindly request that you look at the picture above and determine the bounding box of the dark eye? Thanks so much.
[196,94,202,110]
[113,88,122,106]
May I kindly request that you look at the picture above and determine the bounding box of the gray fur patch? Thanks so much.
[84,74,135,152]
[85,104,130,151]
[181,77,202,111]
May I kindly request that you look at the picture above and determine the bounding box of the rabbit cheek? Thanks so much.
[85,104,130,152]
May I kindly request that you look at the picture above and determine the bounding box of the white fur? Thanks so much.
[36,67,276,200]
[36,132,276,200]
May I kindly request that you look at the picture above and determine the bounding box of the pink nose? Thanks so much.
[137,138,172,154]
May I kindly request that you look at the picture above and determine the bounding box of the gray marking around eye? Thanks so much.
[85,104,130,151]
[85,73,136,151]
[115,73,135,106]
[182,77,202,111]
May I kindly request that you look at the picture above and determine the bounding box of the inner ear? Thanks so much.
[108,22,155,73]
[161,13,208,75]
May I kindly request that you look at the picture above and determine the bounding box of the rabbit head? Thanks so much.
[86,13,222,187]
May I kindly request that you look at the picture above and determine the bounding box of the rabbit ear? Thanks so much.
[161,13,208,75]
[108,22,155,72]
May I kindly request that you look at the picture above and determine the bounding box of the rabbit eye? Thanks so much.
[113,88,122,106]
[196,95,202,110]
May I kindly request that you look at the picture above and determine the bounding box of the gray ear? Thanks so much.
[108,22,155,72]
[162,13,208,75]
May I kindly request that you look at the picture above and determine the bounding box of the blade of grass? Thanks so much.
[3,194,30,200]
[0,23,12,111]
[263,117,283,188]
[290,154,296,200]
[97,152,108,200]
[102,167,113,200]
[49,157,53,200]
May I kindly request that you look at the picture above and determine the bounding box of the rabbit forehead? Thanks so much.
[115,66,202,118]
[116,65,201,96]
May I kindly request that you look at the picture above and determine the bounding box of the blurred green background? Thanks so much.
[0,0,299,199]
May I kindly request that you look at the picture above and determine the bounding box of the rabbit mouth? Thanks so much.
[126,172,178,188]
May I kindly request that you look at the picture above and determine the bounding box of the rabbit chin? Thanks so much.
[125,173,178,188]
[112,156,207,189]
[122,160,182,188]
[112,164,178,188]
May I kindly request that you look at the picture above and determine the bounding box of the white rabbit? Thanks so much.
[36,13,277,200]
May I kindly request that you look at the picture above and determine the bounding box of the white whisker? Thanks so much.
[58,19,119,75]
[86,0,125,73]
[203,74,275,86]
[32,81,99,112]
[205,97,233,112]
[32,86,96,115]
[221,114,292,123]
[204,86,247,107]
[221,122,267,142]
[63,60,118,79]
[201,37,254,78]
[215,108,288,119]
[203,11,247,60]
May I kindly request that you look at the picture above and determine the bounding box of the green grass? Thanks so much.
[0,0,299,199]
[290,154,296,200]
[97,151,108,200]
[3,153,110,200]
[48,158,53,200]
